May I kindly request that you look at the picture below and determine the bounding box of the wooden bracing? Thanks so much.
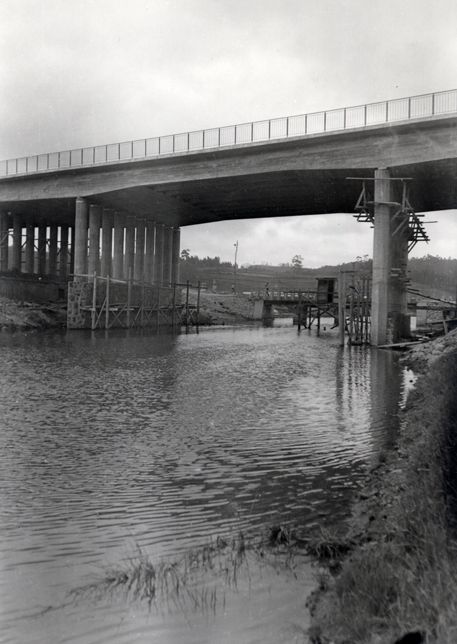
[350,177,429,251]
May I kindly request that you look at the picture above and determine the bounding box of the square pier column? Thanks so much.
[12,214,22,272]
[163,226,173,288]
[49,223,58,275]
[0,212,9,272]
[74,198,88,280]
[113,212,125,280]
[154,224,164,286]
[134,218,145,282]
[124,216,135,281]
[144,220,155,284]
[88,205,102,280]
[172,227,181,286]
[38,224,47,275]
[25,220,35,274]
[101,208,114,277]
[371,168,409,345]
[60,226,69,277]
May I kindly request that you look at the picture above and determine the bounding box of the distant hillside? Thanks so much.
[180,255,457,299]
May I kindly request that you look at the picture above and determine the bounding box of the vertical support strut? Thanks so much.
[74,197,88,280]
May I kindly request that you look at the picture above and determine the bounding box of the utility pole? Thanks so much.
[233,240,238,294]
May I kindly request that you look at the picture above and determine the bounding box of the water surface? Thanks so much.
[0,322,408,643]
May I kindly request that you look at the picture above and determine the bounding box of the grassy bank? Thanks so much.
[308,346,457,644]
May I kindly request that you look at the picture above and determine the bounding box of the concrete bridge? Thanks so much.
[0,89,456,343]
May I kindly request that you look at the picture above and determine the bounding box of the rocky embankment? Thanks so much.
[0,296,67,331]
[307,331,457,644]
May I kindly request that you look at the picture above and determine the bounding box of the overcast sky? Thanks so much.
[1,0,456,267]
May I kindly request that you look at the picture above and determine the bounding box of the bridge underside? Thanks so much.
[0,114,456,340]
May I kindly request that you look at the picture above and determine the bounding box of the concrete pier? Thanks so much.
[60,226,69,277]
[124,216,135,280]
[371,168,410,345]
[49,223,58,275]
[88,205,101,279]
[101,208,113,277]
[25,220,34,273]
[154,224,164,287]
[172,227,181,286]
[0,212,8,272]
[163,226,173,288]
[113,212,125,280]
[134,218,145,281]
[38,224,46,275]
[74,197,88,280]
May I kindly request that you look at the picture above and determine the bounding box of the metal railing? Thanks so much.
[1,89,456,178]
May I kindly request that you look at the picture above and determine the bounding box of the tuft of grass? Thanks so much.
[308,348,457,644]
[69,526,307,616]
[70,532,250,615]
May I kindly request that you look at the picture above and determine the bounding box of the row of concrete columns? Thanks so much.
[0,211,72,276]
[73,197,180,286]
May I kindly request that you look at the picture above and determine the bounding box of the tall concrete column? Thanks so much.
[49,223,58,275]
[163,226,173,288]
[0,212,9,272]
[124,216,135,280]
[134,218,145,281]
[154,224,164,286]
[12,213,22,272]
[171,227,181,286]
[113,212,125,280]
[70,226,75,276]
[38,224,47,275]
[101,208,113,278]
[60,226,69,276]
[74,197,88,280]
[88,205,102,280]
[25,219,35,274]
[371,168,392,346]
[145,220,155,284]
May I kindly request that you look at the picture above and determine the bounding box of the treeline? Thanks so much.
[180,253,457,296]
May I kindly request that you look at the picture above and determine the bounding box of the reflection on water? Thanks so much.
[0,323,407,644]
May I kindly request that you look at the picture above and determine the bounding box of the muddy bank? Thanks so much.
[0,296,67,331]
[184,291,256,324]
[307,334,457,644]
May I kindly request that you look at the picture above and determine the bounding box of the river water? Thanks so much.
[0,320,410,644]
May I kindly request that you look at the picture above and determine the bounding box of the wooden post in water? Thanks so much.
[105,274,110,330]
[196,281,201,329]
[297,290,302,331]
[141,277,145,328]
[338,273,345,346]
[172,283,176,331]
[92,272,97,330]
[156,287,161,331]
[127,267,132,329]
[186,280,190,328]
[349,280,354,344]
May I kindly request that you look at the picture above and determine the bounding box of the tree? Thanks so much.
[291,255,303,269]
[181,249,190,261]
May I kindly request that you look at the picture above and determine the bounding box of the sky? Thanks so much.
[1,0,456,267]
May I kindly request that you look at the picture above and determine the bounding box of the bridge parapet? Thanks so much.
[1,89,456,178]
